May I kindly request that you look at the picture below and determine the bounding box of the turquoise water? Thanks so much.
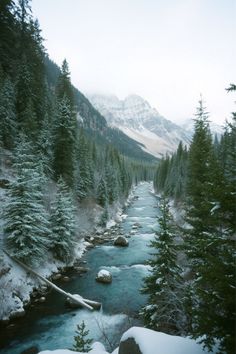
[0,182,159,353]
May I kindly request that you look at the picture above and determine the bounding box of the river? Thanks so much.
[0,182,160,354]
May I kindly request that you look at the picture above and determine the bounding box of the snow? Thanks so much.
[0,176,136,320]
[106,219,116,229]
[111,348,119,354]
[121,327,215,354]
[39,350,75,354]
[0,237,87,320]
[39,342,109,354]
[89,94,190,157]
[38,327,217,354]
[97,269,111,277]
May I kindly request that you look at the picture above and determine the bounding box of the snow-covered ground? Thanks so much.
[0,176,138,321]
[39,342,111,354]
[120,327,217,354]
[0,240,86,321]
[38,327,217,354]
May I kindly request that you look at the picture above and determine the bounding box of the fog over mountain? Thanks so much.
[90,94,191,158]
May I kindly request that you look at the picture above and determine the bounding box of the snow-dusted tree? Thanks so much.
[53,97,77,188]
[56,59,75,110]
[99,207,109,227]
[140,198,184,334]
[15,57,38,138]
[50,177,76,263]
[0,76,17,149]
[4,135,50,265]
[77,130,94,200]
[105,163,118,204]
[96,176,108,207]
[72,321,93,352]
[181,97,236,352]
[37,113,53,177]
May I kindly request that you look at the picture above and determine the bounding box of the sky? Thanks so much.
[32,0,236,125]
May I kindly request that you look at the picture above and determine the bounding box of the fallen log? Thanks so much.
[3,249,100,311]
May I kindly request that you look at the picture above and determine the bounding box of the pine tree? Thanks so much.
[154,156,169,192]
[50,177,76,263]
[37,113,53,177]
[77,130,94,200]
[140,198,184,334]
[0,0,18,77]
[0,76,17,149]
[56,59,75,110]
[72,321,93,352]
[105,163,118,204]
[96,176,108,207]
[16,56,36,134]
[53,97,77,188]
[182,97,235,352]
[99,207,109,227]
[3,135,50,265]
[184,97,216,262]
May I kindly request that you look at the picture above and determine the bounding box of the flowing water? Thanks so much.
[0,182,160,353]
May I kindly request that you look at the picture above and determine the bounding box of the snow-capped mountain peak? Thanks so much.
[89,94,191,158]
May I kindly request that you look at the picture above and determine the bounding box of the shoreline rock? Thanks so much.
[96,269,112,283]
[114,236,129,247]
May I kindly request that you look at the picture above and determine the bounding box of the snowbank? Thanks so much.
[0,182,138,321]
[120,327,214,354]
[0,240,86,321]
[39,341,110,354]
[38,327,216,354]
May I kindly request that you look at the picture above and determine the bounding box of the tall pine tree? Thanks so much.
[50,177,76,263]
[0,76,17,149]
[4,135,50,265]
[141,198,184,334]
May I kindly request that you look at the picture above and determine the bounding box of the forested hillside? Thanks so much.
[146,95,236,353]
[0,0,155,268]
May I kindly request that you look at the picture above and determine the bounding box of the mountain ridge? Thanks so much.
[89,94,191,158]
[44,57,157,163]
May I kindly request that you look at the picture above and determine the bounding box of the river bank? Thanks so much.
[0,182,139,325]
[0,182,158,354]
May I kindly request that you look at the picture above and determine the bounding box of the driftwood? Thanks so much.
[3,249,101,311]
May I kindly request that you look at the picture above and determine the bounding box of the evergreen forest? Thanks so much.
[0,0,154,266]
[143,94,236,353]
[0,2,235,354]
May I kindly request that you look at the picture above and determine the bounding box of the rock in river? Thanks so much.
[96,269,112,283]
[114,236,129,247]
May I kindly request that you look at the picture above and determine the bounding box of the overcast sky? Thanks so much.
[32,0,236,125]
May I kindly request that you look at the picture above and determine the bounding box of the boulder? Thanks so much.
[133,222,141,228]
[10,308,25,319]
[62,276,70,282]
[84,241,94,249]
[93,237,106,245]
[38,296,46,303]
[114,236,129,247]
[96,269,112,283]
[119,337,142,354]
[39,285,48,293]
[75,266,89,273]
[52,273,62,280]
[119,326,208,354]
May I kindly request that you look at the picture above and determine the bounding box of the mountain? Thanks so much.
[44,58,157,163]
[89,94,191,158]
